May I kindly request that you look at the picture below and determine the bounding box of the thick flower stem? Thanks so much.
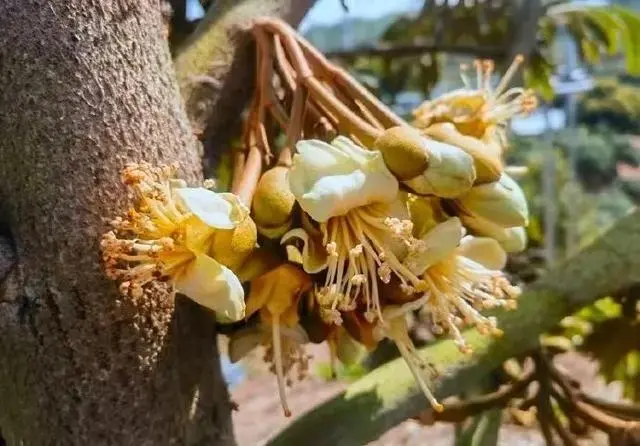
[277,18,404,129]
[233,144,263,206]
[251,18,383,149]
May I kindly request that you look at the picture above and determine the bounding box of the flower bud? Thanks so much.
[422,122,502,183]
[454,173,528,228]
[252,166,296,238]
[373,126,431,181]
[374,126,476,198]
[403,138,476,198]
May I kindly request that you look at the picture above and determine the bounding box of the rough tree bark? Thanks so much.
[0,0,311,444]
[0,1,225,444]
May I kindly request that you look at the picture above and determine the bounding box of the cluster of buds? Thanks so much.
[231,30,535,414]
[100,18,536,419]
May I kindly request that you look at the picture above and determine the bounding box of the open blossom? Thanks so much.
[100,163,252,322]
[412,56,537,182]
[374,215,519,409]
[282,136,428,325]
[403,216,520,352]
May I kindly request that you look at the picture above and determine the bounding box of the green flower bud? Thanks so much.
[422,122,503,184]
[374,126,476,198]
[373,126,430,180]
[403,138,476,198]
[251,166,296,238]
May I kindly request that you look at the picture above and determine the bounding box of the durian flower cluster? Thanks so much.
[100,57,535,417]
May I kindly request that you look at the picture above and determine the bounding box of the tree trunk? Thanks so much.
[0,1,231,444]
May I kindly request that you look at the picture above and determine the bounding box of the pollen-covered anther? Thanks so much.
[377,263,392,284]
[314,204,428,325]
[384,217,414,238]
[326,241,339,257]
[349,244,363,258]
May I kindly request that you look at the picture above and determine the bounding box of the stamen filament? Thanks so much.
[272,318,292,417]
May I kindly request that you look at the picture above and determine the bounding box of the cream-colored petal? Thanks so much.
[456,173,529,228]
[404,217,464,276]
[420,122,502,183]
[408,196,444,239]
[174,254,245,322]
[281,228,328,274]
[175,188,238,229]
[497,226,527,253]
[218,192,251,225]
[460,215,527,253]
[403,139,476,198]
[459,236,507,270]
[289,137,399,222]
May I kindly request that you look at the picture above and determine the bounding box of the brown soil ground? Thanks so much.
[230,343,622,446]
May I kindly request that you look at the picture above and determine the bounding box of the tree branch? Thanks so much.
[173,0,316,173]
[268,209,640,446]
[325,43,505,60]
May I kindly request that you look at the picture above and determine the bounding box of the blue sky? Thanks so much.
[300,0,423,31]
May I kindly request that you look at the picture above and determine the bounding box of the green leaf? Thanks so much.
[524,50,554,101]
[583,9,623,54]
[610,6,640,74]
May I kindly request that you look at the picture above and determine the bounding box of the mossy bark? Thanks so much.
[0,1,223,444]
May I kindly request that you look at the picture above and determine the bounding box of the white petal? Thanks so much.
[403,140,475,198]
[461,215,527,253]
[175,188,241,229]
[459,236,507,270]
[404,217,464,276]
[457,173,529,228]
[174,254,245,322]
[281,228,328,274]
[498,227,527,253]
[289,137,399,222]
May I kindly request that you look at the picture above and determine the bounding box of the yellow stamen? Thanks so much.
[317,203,426,325]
